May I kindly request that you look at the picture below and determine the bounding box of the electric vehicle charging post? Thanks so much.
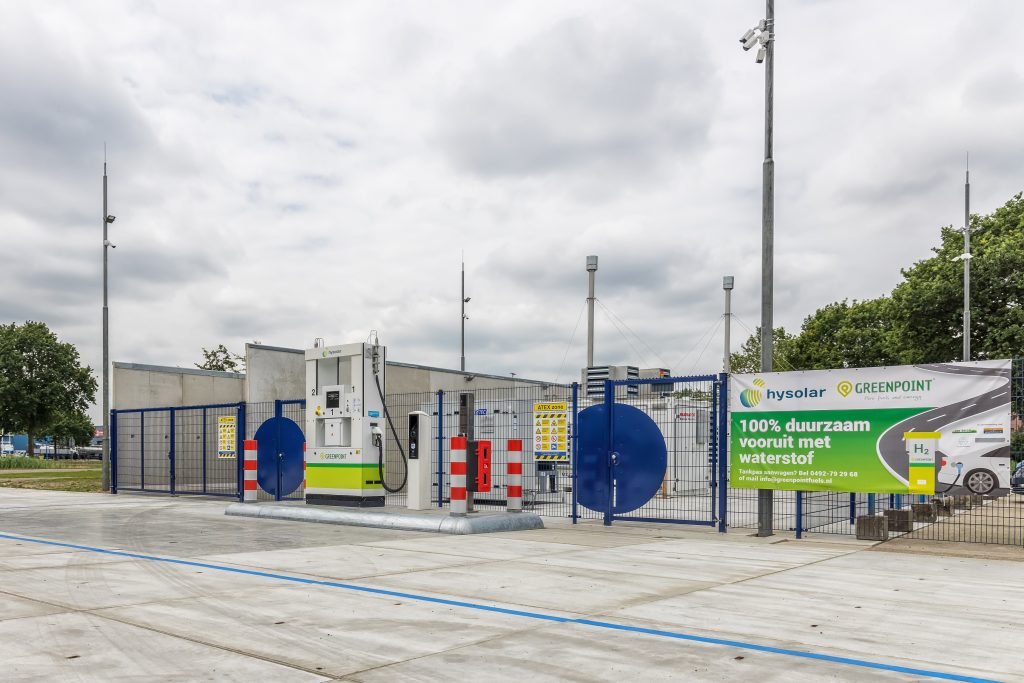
[304,341,406,507]
[407,411,432,510]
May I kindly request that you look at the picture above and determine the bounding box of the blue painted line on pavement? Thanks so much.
[0,532,1001,683]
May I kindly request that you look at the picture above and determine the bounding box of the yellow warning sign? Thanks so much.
[217,416,237,458]
[533,401,569,461]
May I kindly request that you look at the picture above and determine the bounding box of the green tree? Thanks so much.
[196,344,243,373]
[729,327,797,374]
[49,409,96,450]
[891,192,1024,363]
[786,298,900,370]
[0,321,97,458]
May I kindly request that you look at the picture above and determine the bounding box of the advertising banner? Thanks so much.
[730,361,1012,495]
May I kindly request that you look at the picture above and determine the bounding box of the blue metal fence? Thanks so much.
[111,402,246,498]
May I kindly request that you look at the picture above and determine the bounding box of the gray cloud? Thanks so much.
[1,1,1023,422]
[437,10,717,180]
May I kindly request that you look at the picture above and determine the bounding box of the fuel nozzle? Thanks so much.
[371,425,383,448]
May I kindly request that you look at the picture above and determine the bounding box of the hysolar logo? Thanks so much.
[740,377,828,407]
[739,378,765,408]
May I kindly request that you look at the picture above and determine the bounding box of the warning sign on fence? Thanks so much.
[533,401,569,461]
[218,416,237,458]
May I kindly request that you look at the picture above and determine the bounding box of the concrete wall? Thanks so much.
[113,348,556,410]
[385,361,551,395]
[244,344,305,403]
[113,363,245,410]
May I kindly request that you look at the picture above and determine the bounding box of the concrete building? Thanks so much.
[112,363,245,409]
[113,343,556,410]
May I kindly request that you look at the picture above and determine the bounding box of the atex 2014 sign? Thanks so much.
[217,416,238,458]
[730,361,1012,495]
[533,401,569,461]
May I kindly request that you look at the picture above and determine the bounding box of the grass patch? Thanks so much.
[0,456,98,470]
[0,461,105,493]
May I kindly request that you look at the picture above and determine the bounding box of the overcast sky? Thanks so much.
[3,1,1023,417]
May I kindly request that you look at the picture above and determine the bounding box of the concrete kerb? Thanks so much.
[225,502,543,535]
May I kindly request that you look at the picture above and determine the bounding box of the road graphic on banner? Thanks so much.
[876,363,1011,496]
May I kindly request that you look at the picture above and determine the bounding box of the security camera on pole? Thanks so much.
[739,1,775,536]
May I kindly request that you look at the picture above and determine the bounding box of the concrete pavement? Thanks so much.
[0,488,1019,681]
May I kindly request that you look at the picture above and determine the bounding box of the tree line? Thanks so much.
[731,192,1024,372]
[0,322,97,457]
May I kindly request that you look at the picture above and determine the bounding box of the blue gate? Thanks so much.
[253,399,306,501]
[574,374,728,529]
[111,400,307,501]
[111,402,246,498]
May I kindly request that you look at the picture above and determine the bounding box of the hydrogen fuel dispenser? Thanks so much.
[305,341,406,507]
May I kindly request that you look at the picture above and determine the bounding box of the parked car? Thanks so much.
[1012,461,1024,495]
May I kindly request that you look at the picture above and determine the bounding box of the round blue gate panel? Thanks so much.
[254,417,306,497]
[577,403,667,514]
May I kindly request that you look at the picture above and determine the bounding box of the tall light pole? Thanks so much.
[461,259,470,372]
[963,157,971,361]
[740,1,775,536]
[723,276,734,373]
[586,255,598,368]
[101,159,116,492]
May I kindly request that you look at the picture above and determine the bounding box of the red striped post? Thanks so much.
[450,436,467,516]
[243,439,258,502]
[507,439,523,512]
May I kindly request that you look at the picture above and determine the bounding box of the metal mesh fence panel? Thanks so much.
[386,385,579,518]
[171,406,240,496]
[114,411,142,492]
[607,379,718,525]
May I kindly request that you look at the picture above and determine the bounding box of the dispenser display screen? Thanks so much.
[326,390,340,408]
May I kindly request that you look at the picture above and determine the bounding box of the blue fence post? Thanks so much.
[571,382,579,524]
[169,409,176,495]
[436,390,444,508]
[201,408,208,495]
[849,493,856,524]
[709,381,718,521]
[274,399,283,501]
[868,492,876,515]
[796,491,803,539]
[717,373,729,533]
[603,379,614,527]
[140,412,146,491]
[110,410,118,494]
[236,402,246,501]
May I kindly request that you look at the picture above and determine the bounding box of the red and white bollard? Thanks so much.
[243,439,258,502]
[507,439,523,512]
[450,436,467,516]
